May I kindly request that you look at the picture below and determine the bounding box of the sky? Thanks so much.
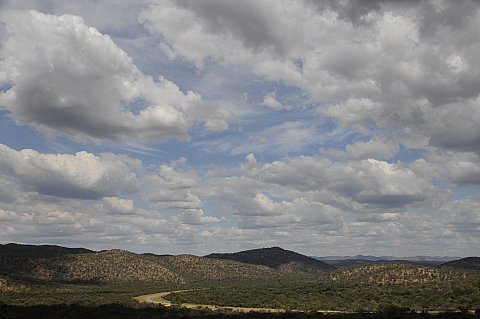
[0,0,479,257]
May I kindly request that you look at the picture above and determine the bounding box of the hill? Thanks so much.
[206,246,335,273]
[316,255,458,267]
[327,262,465,285]
[27,250,276,284]
[1,244,480,312]
[0,245,284,290]
[0,243,93,258]
[155,254,276,282]
[321,258,446,268]
[441,257,480,270]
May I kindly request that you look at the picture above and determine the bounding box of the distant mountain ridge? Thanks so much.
[315,255,460,267]
[206,246,335,273]
[316,255,459,262]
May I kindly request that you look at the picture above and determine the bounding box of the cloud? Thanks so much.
[0,142,476,255]
[0,178,21,203]
[414,151,480,187]
[427,98,480,152]
[0,0,143,37]
[322,137,400,160]
[0,142,226,248]
[145,165,198,203]
[196,120,326,156]
[1,1,480,256]
[101,197,135,215]
[261,91,290,110]
[318,98,386,131]
[356,212,401,223]
[203,153,438,234]
[142,0,480,153]
[440,196,480,236]
[180,209,223,225]
[0,10,228,142]
[203,118,229,132]
[256,156,435,212]
[0,143,203,248]
[144,162,223,225]
[0,144,139,199]
[139,0,303,79]
[240,194,343,229]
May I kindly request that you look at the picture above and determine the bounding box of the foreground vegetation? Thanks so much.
[167,264,480,312]
[2,270,479,318]
[0,303,479,319]
[0,282,177,307]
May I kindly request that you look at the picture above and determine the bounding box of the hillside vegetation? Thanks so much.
[328,262,471,285]
[0,275,26,292]
[1,244,479,314]
[167,262,480,312]
[442,257,480,270]
[0,244,298,291]
[157,254,277,282]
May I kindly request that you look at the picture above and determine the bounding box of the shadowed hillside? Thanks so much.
[206,247,335,273]
[441,257,480,270]
[0,243,93,259]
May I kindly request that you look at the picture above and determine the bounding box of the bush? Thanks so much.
[379,304,410,314]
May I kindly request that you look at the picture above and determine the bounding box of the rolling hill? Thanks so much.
[206,246,335,273]
[5,243,477,296]
[316,255,459,267]
[2,243,479,312]
[441,257,480,270]
[0,244,290,290]
[327,262,464,285]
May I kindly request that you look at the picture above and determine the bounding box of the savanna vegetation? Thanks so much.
[167,264,480,313]
[1,302,479,319]
[1,244,480,318]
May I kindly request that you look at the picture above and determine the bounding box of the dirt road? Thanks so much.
[134,290,476,315]
[134,290,344,314]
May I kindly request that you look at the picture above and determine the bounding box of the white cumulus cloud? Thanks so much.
[0,144,139,199]
[0,10,227,142]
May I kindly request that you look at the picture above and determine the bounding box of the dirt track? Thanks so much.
[134,290,477,315]
[133,290,344,314]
